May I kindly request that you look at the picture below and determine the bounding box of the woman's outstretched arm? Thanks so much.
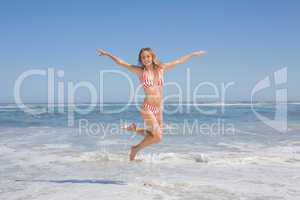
[96,49,142,75]
[162,50,206,70]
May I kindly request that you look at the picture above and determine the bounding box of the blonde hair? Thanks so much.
[138,47,161,69]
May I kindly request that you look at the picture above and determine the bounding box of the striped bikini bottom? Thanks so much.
[142,101,161,115]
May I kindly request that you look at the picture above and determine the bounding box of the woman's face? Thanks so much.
[140,50,153,67]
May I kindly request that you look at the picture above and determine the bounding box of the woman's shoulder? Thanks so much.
[156,64,165,72]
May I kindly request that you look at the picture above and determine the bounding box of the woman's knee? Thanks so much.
[152,129,162,143]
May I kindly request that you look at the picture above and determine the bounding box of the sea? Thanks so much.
[0,102,299,200]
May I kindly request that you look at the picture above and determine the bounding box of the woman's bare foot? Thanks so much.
[122,123,149,137]
[121,123,137,132]
[129,145,139,161]
[126,123,137,132]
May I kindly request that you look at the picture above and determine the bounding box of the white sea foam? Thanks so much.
[38,144,72,149]
[0,145,16,155]
[1,122,300,200]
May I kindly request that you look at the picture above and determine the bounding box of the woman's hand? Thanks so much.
[96,49,142,75]
[96,49,110,56]
[191,50,207,57]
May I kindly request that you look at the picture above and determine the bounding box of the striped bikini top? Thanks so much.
[141,67,164,89]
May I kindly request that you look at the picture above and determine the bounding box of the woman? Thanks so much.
[97,47,206,161]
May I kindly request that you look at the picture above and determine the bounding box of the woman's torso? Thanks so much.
[140,67,164,106]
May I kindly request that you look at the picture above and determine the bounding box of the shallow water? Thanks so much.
[0,103,299,199]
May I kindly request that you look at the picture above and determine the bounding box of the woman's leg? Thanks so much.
[129,108,162,161]
[125,123,151,136]
[126,107,163,136]
[156,109,163,129]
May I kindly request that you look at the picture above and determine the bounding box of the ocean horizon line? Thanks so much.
[0,101,299,105]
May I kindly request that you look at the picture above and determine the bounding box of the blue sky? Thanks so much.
[0,0,299,103]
